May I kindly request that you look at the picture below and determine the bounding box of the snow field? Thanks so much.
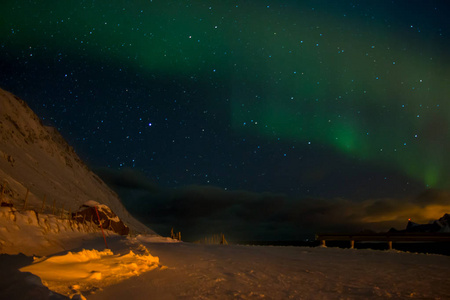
[90,241,450,300]
[1,215,449,300]
[1,198,450,299]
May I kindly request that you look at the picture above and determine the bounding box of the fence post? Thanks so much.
[0,181,4,202]
[23,189,29,210]
[41,195,46,213]
[221,233,228,245]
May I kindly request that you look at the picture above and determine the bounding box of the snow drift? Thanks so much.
[20,247,160,298]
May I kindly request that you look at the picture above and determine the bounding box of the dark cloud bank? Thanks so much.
[96,168,450,242]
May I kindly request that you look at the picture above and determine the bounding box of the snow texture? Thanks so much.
[20,247,160,298]
[88,240,450,300]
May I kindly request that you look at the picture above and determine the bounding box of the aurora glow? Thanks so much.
[1,1,449,199]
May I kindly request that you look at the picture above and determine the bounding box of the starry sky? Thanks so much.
[1,1,449,240]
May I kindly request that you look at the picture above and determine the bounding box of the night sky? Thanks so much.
[1,1,449,240]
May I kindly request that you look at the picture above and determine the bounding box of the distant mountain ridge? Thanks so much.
[390,213,450,233]
[0,88,153,234]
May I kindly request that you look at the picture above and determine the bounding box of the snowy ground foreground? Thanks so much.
[1,234,450,299]
[88,240,450,300]
[15,235,180,298]
[1,208,450,299]
[20,246,160,298]
[0,235,171,300]
[0,205,176,299]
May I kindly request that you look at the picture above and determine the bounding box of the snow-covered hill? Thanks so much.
[0,88,152,234]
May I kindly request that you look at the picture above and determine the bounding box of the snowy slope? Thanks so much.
[0,88,152,234]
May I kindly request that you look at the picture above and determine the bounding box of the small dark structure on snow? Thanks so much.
[72,200,129,235]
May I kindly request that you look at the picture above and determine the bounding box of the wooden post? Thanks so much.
[23,189,29,210]
[350,240,355,249]
[178,232,181,241]
[321,240,326,247]
[221,233,228,245]
[388,240,393,250]
[0,182,4,202]
[68,215,72,230]
[41,195,46,213]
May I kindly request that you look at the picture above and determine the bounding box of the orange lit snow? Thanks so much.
[20,247,160,297]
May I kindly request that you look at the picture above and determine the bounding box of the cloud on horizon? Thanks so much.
[96,168,450,242]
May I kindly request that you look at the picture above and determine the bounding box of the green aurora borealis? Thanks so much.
[1,0,449,192]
